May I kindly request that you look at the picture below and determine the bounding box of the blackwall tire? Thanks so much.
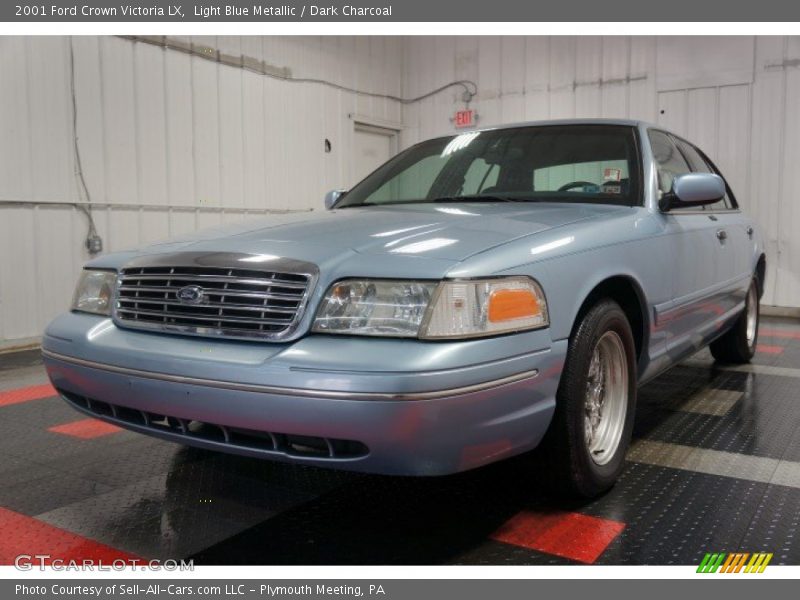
[710,277,759,364]
[537,299,637,498]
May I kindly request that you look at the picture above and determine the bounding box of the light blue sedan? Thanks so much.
[43,119,765,497]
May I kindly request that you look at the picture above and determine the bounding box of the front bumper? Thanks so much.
[42,313,566,475]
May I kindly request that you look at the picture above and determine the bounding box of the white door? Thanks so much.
[352,124,395,186]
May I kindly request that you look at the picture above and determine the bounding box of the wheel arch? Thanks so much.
[756,253,766,299]
[570,275,649,376]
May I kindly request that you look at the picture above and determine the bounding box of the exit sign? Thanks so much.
[454,109,476,128]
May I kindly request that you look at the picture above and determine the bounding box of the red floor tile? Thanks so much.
[756,344,785,354]
[0,507,140,565]
[0,383,57,407]
[760,328,800,340]
[491,510,625,564]
[48,418,121,439]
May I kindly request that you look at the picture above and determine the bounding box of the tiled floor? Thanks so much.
[1,317,799,565]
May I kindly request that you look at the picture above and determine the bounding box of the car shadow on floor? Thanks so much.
[180,447,588,565]
[184,357,769,565]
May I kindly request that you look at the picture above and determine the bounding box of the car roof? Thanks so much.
[425,117,689,149]
[470,117,659,133]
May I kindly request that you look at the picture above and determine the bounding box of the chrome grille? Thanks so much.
[113,253,317,341]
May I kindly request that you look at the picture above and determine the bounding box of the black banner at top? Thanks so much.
[4,0,800,22]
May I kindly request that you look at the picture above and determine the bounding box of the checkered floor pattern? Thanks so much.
[1,317,799,565]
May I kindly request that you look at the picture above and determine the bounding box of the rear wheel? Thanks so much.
[709,276,759,364]
[538,299,637,498]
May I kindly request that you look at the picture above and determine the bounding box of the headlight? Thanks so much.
[71,270,116,316]
[421,277,548,339]
[312,279,437,337]
[312,276,548,339]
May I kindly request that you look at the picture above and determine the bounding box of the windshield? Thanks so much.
[337,124,641,208]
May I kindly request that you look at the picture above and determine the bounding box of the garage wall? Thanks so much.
[3,35,799,350]
[0,35,403,349]
[400,36,800,309]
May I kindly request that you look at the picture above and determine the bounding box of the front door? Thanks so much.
[649,130,727,358]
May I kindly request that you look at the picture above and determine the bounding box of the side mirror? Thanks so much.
[324,189,346,210]
[659,173,725,212]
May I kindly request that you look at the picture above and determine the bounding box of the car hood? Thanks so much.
[131,202,628,264]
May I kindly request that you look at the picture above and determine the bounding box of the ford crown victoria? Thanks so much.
[43,119,765,497]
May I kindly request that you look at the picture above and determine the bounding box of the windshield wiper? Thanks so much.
[338,195,543,208]
[431,194,520,203]
[336,202,381,208]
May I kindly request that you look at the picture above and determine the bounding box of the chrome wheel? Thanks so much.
[745,282,758,346]
[584,330,629,466]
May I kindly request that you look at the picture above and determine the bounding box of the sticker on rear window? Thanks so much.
[603,168,622,182]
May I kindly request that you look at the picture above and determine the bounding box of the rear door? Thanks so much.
[673,137,752,314]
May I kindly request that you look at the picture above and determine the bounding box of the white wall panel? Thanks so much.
[575,35,601,120]
[656,37,755,91]
[628,36,657,123]
[686,87,719,157]
[169,210,197,238]
[657,90,687,136]
[28,38,76,204]
[191,55,222,206]
[600,39,630,118]
[72,37,108,205]
[133,42,170,207]
[749,71,784,303]
[140,208,170,245]
[549,37,576,120]
[164,47,196,207]
[523,37,550,121]
[218,41,245,209]
[435,37,460,130]
[0,208,38,343]
[778,68,800,307]
[101,38,139,206]
[242,69,267,209]
[0,39,33,205]
[716,85,751,209]
[500,37,526,123]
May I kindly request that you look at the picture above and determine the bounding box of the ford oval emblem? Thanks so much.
[176,285,204,304]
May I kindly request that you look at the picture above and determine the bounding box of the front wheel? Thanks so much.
[538,299,637,498]
[709,276,759,364]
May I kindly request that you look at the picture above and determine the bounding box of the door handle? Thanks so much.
[716,229,728,242]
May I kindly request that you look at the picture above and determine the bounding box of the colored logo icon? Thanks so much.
[697,552,773,573]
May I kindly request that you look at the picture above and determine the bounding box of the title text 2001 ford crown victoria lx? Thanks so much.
[43,120,765,497]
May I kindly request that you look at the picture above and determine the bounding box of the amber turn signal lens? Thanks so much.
[421,277,548,338]
[488,288,540,323]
